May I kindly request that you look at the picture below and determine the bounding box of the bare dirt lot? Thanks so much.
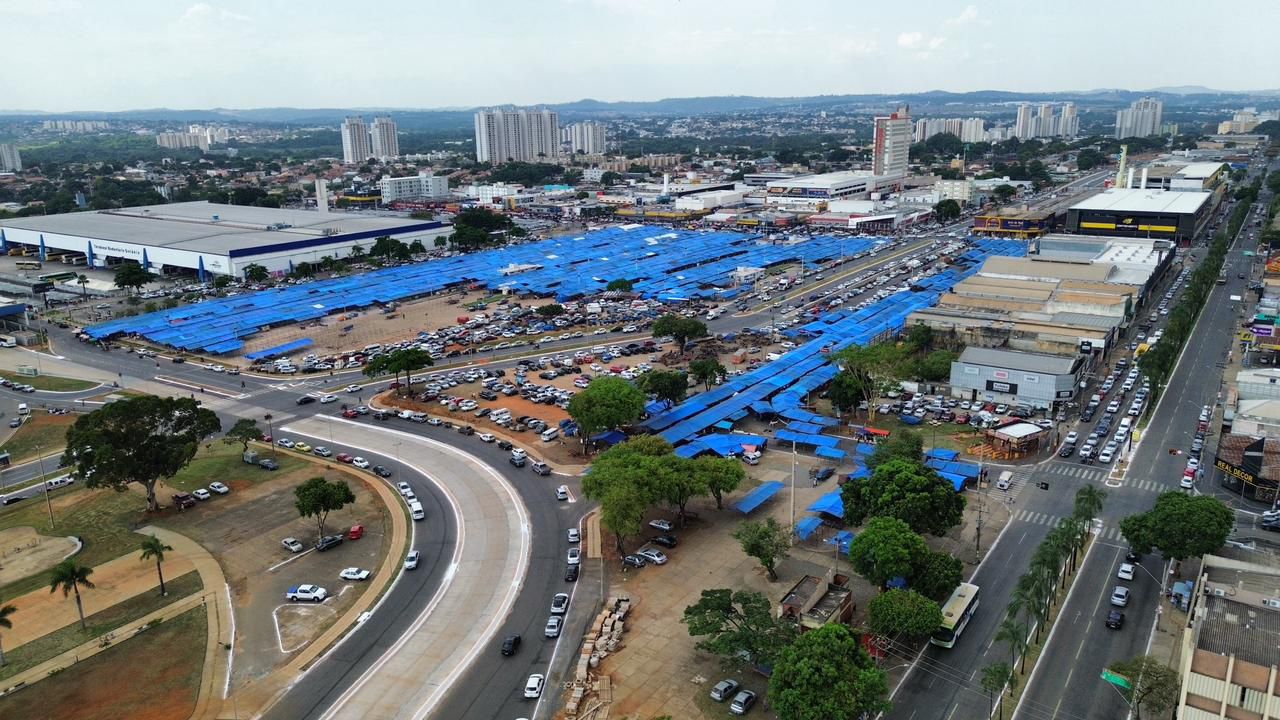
[0,526,78,586]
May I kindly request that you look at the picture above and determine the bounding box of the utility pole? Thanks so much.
[789,444,797,545]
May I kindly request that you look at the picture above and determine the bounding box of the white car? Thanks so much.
[648,519,673,532]
[566,547,581,565]
[404,550,420,570]
[345,384,361,393]
[524,673,545,699]
[277,438,296,448]
[567,528,580,543]
[339,567,371,581]
[512,448,527,460]
[478,432,495,443]
[192,488,212,501]
[1117,563,1135,581]
[281,537,304,553]
[319,394,339,404]
[637,548,668,565]
[1064,431,1079,445]
[208,481,230,495]
[351,457,370,469]
[286,584,328,602]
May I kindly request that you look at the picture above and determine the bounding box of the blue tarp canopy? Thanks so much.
[925,448,959,461]
[926,459,981,479]
[854,443,878,457]
[937,471,968,491]
[675,434,767,459]
[727,409,749,422]
[786,421,826,434]
[734,481,786,514]
[825,531,855,551]
[644,400,671,416]
[815,446,847,461]
[795,516,824,540]
[244,337,313,361]
[714,420,734,430]
[807,491,845,517]
[776,430,840,448]
[590,430,626,446]
[750,401,775,415]
[847,464,871,480]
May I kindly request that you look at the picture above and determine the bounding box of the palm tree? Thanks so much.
[140,536,173,597]
[76,274,89,297]
[995,614,1027,675]
[1073,486,1106,527]
[49,559,95,631]
[1011,578,1038,628]
[0,603,15,666]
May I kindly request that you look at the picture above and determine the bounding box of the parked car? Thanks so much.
[710,679,740,702]
[551,592,570,615]
[315,534,344,552]
[637,548,668,565]
[564,564,580,582]
[622,554,646,568]
[193,488,212,501]
[208,481,230,495]
[372,465,393,478]
[259,458,279,471]
[339,567,371,581]
[1110,586,1130,607]
[286,584,328,602]
[651,534,677,548]
[567,547,581,565]
[1117,563,1135,581]
[544,615,563,638]
[729,689,757,715]
[648,519,673,532]
[281,537,304,553]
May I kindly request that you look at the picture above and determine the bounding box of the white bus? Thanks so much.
[930,582,980,648]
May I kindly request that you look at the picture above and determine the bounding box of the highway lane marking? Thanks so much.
[152,374,249,399]
[1052,668,1075,719]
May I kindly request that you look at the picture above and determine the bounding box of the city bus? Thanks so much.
[930,582,980,648]
[14,260,41,270]
[39,271,78,283]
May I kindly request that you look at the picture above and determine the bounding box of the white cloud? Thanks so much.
[897,31,923,49]
[948,5,978,25]
[929,36,946,50]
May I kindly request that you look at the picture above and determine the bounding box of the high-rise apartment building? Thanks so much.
[961,118,986,143]
[872,105,911,177]
[474,107,561,164]
[1036,103,1054,137]
[370,116,400,161]
[1015,103,1035,139]
[1115,97,1164,139]
[341,116,373,164]
[0,143,22,172]
[565,121,607,155]
[156,132,208,151]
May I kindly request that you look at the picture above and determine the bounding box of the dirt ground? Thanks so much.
[0,605,207,720]
[152,455,391,689]
[232,285,560,363]
[0,526,78,586]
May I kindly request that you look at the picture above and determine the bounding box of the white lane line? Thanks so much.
[223,582,236,699]
[266,549,314,572]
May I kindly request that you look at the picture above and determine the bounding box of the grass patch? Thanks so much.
[0,570,202,681]
[0,370,97,392]
[0,489,152,599]
[165,441,313,492]
[865,414,984,456]
[0,412,75,465]
[0,605,206,720]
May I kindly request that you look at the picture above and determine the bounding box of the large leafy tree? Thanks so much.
[690,455,745,510]
[651,454,706,523]
[732,518,791,580]
[636,370,688,405]
[911,549,964,601]
[294,477,356,541]
[605,278,633,292]
[223,418,262,453]
[827,368,866,415]
[848,517,928,589]
[139,535,173,597]
[1108,655,1181,719]
[567,376,645,451]
[866,429,924,469]
[49,559,95,631]
[867,589,943,638]
[581,436,671,551]
[833,343,906,422]
[61,395,221,511]
[842,459,966,536]
[933,199,962,222]
[652,314,708,350]
[1120,492,1234,561]
[113,262,156,294]
[243,263,270,283]
[768,624,892,720]
[363,347,434,395]
[688,358,726,391]
[682,588,798,670]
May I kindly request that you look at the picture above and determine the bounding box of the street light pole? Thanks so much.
[35,441,53,529]
[264,414,276,457]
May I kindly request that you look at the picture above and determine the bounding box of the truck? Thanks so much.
[286,584,328,602]
[0,335,15,348]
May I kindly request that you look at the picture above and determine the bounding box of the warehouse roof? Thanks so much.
[1069,189,1210,215]
[980,256,1115,283]
[0,201,441,257]
[958,347,1080,375]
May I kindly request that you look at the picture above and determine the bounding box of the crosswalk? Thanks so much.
[1036,462,1109,483]
[1012,508,1126,542]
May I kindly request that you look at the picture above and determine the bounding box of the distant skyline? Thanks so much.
[5,0,1279,112]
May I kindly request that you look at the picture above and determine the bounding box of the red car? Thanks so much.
[336,453,354,463]
[388,382,404,390]
[954,412,971,424]
[341,409,359,418]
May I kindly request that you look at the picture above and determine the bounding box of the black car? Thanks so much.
[497,439,513,450]
[372,465,393,478]
[1105,610,1125,629]
[479,390,498,401]
[1058,444,1075,458]
[171,356,186,364]
[564,564,579,582]
[622,554,646,568]
[296,395,316,406]
[809,467,835,483]
[258,458,279,471]
[500,633,521,656]
[315,534,344,551]
[1125,549,1143,563]
[651,534,677,548]
[458,425,475,436]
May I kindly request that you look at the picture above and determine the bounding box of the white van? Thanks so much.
[541,427,560,442]
[409,501,425,521]
[765,352,784,361]
[16,403,28,415]
[45,476,74,490]
[742,450,761,465]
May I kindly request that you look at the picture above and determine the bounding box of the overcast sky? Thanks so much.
[4,0,1277,112]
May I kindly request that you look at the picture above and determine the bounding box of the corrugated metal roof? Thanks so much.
[1068,188,1211,215]
[958,347,1079,375]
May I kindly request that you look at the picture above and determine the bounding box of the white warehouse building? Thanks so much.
[0,201,452,279]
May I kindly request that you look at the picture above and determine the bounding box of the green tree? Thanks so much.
[866,428,924,469]
[915,350,958,382]
[48,559,95,631]
[933,199,962,222]
[1073,485,1106,526]
[1119,492,1234,561]
[682,588,798,669]
[905,323,934,352]
[222,417,262,453]
[688,358,726,391]
[833,342,906,421]
[1108,655,1181,719]
[581,437,671,551]
[652,454,707,523]
[113,262,156,294]
[599,171,622,186]
[139,535,173,597]
[0,603,15,666]
[76,274,89,297]
[981,662,1014,720]
[1075,148,1105,171]
[842,459,966,536]
[598,482,650,554]
[769,624,891,720]
[691,455,745,510]
[652,314,708,350]
[848,517,928,589]
[213,275,232,289]
[867,589,943,638]
[243,263,269,283]
[827,368,866,415]
[995,614,1028,675]
[294,476,357,542]
[732,517,791,580]
[606,278,634,292]
[911,549,963,601]
[636,370,688,405]
[363,347,434,396]
[992,184,1017,203]
[535,303,565,318]
[567,376,646,451]
[61,395,221,512]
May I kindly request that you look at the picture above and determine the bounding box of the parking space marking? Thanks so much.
[266,549,314,573]
[273,601,336,654]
